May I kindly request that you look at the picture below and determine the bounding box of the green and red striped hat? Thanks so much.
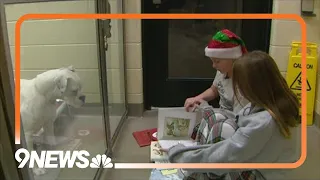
[204,29,248,59]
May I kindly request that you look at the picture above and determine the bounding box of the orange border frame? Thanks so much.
[15,14,307,169]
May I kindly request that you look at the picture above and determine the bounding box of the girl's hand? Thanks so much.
[159,141,181,153]
[159,148,169,152]
[184,97,202,112]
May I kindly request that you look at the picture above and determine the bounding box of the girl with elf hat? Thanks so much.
[184,29,249,113]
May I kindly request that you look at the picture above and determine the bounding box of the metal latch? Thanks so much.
[102,19,111,51]
[102,1,111,50]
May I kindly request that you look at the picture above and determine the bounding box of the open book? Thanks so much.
[150,107,200,162]
[157,107,200,140]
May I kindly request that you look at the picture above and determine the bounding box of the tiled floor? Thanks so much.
[101,110,320,180]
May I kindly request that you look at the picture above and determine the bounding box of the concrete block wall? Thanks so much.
[122,0,144,115]
[270,0,320,127]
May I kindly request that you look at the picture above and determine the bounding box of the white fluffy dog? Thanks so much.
[20,65,85,176]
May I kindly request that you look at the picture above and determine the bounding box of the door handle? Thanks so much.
[152,0,186,8]
[153,0,162,4]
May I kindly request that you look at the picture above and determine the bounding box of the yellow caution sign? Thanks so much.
[285,42,318,125]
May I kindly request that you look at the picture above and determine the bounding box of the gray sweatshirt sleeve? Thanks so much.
[167,114,274,175]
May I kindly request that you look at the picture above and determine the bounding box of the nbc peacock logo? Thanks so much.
[90,154,113,168]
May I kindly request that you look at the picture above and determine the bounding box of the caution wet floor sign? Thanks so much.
[285,42,318,125]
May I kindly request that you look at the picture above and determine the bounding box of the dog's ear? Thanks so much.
[67,65,75,72]
[55,76,70,93]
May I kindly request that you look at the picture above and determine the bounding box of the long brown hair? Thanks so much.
[232,51,300,138]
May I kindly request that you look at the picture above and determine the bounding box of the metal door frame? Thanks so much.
[0,1,33,180]
[94,0,128,179]
[93,0,113,178]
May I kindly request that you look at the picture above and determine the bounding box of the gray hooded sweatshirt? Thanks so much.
[167,103,301,180]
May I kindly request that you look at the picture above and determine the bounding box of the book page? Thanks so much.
[157,107,198,140]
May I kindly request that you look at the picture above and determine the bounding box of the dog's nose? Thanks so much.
[79,95,86,103]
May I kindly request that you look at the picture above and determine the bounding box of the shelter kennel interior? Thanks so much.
[3,1,127,179]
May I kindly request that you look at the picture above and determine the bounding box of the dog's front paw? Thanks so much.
[33,168,47,176]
